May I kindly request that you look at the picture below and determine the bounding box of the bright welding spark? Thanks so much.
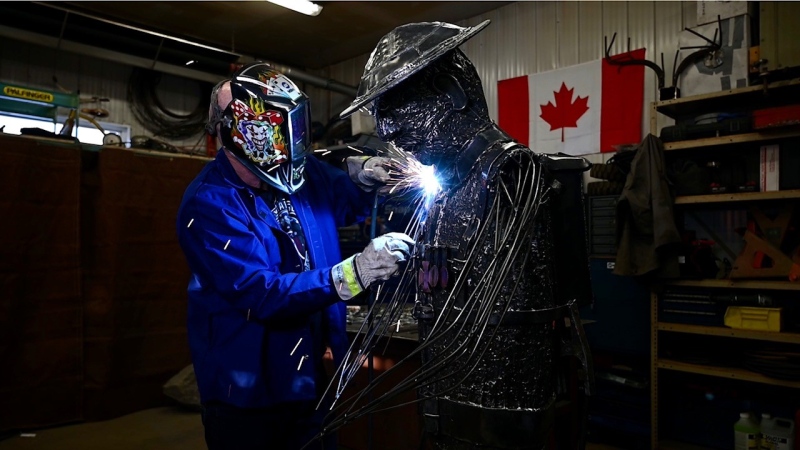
[418,164,441,197]
[382,151,441,199]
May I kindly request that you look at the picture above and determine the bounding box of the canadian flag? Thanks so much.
[498,49,645,156]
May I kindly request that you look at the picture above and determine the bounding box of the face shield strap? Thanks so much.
[206,104,225,136]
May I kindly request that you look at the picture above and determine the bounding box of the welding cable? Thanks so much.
[127,68,210,140]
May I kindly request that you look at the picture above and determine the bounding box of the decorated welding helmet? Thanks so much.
[219,63,311,194]
[340,20,490,119]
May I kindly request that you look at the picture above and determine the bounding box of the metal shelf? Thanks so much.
[663,127,800,151]
[662,279,800,290]
[657,358,800,389]
[674,189,800,204]
[658,323,800,344]
[649,77,800,450]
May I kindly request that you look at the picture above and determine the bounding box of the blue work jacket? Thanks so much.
[177,151,372,408]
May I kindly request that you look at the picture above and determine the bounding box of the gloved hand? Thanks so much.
[346,156,392,192]
[331,232,415,300]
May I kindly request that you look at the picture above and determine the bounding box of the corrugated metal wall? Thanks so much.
[1,1,701,158]
[312,1,700,169]
[0,39,209,150]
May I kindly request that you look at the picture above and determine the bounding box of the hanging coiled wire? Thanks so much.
[127,68,211,140]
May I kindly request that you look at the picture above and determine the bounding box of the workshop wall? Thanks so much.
[0,134,199,431]
[1,2,700,161]
[312,1,699,169]
[0,38,210,151]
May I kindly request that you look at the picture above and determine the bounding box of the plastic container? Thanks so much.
[724,306,783,332]
[760,414,774,450]
[761,416,795,450]
[735,412,761,450]
[795,409,799,450]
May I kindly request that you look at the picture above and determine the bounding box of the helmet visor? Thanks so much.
[228,95,311,168]
[288,100,311,161]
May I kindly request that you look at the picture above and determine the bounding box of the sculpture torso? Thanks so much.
[415,142,558,449]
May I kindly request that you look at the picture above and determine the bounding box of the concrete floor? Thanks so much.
[0,407,623,450]
[0,408,205,450]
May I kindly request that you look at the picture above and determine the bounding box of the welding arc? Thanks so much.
[304,149,549,447]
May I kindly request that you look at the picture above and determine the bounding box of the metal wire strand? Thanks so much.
[303,151,550,446]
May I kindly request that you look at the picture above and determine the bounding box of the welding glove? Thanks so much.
[346,156,392,192]
[331,232,415,301]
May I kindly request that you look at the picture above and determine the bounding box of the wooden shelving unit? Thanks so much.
[658,440,714,450]
[663,279,800,290]
[674,189,800,204]
[657,359,800,389]
[654,78,800,118]
[664,127,800,151]
[649,78,800,449]
[658,323,800,344]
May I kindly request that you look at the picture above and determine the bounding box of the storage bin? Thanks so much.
[724,306,783,332]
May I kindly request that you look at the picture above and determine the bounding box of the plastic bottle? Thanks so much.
[760,414,774,450]
[795,409,799,450]
[735,412,761,450]
[761,416,795,450]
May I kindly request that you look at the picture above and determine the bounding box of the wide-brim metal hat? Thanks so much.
[340,20,490,119]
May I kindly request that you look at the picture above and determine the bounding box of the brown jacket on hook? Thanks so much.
[614,134,681,277]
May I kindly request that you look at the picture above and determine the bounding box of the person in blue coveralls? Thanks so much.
[176,62,413,450]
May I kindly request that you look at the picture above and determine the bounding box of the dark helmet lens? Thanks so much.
[288,101,310,160]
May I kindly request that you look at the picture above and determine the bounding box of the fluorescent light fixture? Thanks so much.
[267,0,323,16]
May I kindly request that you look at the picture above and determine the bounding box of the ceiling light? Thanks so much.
[185,60,196,66]
[267,0,323,16]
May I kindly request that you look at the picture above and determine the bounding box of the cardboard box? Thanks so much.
[679,15,750,97]
[760,144,780,192]
[753,105,800,129]
[697,1,754,26]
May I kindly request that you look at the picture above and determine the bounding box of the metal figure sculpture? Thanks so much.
[316,21,594,449]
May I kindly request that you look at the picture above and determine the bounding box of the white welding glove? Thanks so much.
[346,156,392,192]
[331,232,415,301]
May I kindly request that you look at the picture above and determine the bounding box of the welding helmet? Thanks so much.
[340,20,489,119]
[215,63,312,194]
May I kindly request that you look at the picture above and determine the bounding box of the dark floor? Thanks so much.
[0,407,624,450]
[0,408,204,450]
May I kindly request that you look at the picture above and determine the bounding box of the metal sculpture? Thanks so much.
[313,20,594,450]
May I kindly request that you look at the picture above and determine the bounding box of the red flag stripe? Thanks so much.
[600,48,645,152]
[498,76,529,147]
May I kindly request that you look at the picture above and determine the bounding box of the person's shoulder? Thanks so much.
[183,163,243,207]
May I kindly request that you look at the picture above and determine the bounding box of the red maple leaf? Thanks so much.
[539,82,590,142]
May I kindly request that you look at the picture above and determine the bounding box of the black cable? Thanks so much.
[126,68,210,140]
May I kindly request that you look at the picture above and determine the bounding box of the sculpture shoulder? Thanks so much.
[479,143,538,184]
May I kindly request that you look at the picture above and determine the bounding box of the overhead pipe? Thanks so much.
[26,2,358,96]
[0,24,226,85]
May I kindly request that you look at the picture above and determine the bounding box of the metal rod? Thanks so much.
[367,191,379,450]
